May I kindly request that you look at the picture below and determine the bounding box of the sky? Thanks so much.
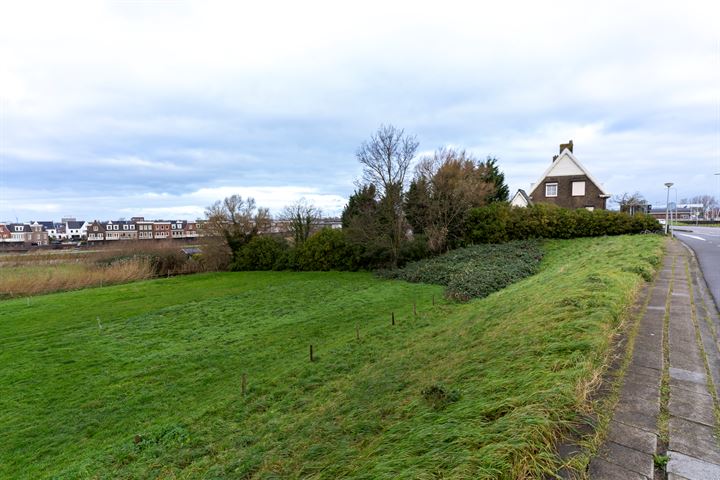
[1,0,719,222]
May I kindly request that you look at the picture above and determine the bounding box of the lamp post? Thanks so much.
[715,173,720,221]
[664,182,673,235]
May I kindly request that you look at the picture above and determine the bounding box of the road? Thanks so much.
[672,225,720,310]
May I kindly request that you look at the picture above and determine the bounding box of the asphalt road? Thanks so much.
[672,225,720,309]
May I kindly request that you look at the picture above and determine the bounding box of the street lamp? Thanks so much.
[664,182,673,235]
[715,173,720,221]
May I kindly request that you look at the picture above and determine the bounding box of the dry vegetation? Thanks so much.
[0,241,212,299]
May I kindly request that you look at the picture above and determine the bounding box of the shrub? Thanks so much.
[380,241,543,301]
[296,229,361,271]
[233,236,288,271]
[466,203,661,244]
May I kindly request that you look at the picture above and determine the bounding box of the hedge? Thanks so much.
[464,203,661,244]
[379,241,543,301]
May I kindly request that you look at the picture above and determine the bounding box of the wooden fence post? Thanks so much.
[391,312,395,325]
[310,344,314,362]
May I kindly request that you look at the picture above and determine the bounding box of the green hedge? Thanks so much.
[464,203,661,244]
[232,236,288,271]
[295,228,361,271]
[379,241,543,301]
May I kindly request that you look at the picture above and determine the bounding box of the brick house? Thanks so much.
[87,221,106,241]
[183,221,198,239]
[528,141,610,210]
[0,224,14,242]
[152,221,171,240]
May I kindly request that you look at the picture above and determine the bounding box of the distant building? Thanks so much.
[510,189,532,208]
[0,222,49,245]
[527,141,610,210]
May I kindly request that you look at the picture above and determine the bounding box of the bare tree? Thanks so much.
[612,192,648,213]
[408,147,494,252]
[687,195,717,217]
[203,195,271,263]
[355,124,419,266]
[281,198,321,246]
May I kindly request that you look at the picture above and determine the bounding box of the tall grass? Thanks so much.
[0,261,153,298]
[0,241,206,298]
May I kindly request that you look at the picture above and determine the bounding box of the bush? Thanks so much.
[466,204,661,244]
[379,241,543,301]
[296,229,361,271]
[233,236,288,271]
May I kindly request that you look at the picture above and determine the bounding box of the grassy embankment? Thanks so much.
[0,235,663,479]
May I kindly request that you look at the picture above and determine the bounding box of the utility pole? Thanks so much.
[664,182,673,235]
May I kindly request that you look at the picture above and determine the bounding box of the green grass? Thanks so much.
[0,235,664,479]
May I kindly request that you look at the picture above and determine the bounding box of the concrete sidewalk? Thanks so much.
[589,239,720,480]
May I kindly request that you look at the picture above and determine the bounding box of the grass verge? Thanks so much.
[0,235,663,479]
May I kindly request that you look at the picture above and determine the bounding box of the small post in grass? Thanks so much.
[241,373,247,396]
[413,302,417,316]
[391,312,395,325]
[310,344,314,362]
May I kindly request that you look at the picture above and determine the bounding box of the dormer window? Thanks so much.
[545,183,558,197]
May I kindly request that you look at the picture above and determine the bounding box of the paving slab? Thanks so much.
[606,420,657,455]
[612,406,658,433]
[669,367,707,384]
[667,451,720,480]
[626,364,662,380]
[669,416,720,465]
[670,376,713,395]
[588,457,650,480]
[596,441,654,478]
[669,385,716,427]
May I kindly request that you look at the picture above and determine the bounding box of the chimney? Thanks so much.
[559,140,573,153]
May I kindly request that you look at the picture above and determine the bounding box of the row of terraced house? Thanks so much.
[85,217,199,242]
[0,217,199,245]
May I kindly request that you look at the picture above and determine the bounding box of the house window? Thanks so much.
[94,226,98,231]
[572,181,586,196]
[545,183,558,197]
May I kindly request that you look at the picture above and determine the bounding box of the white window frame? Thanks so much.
[545,183,558,197]
[571,181,586,197]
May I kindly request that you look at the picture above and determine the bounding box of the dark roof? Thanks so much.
[518,189,532,205]
[36,221,54,229]
[8,223,31,232]
[67,221,85,229]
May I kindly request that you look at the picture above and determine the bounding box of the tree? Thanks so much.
[685,195,717,217]
[406,147,496,252]
[341,184,377,228]
[203,195,271,264]
[612,192,648,214]
[355,124,419,266]
[481,156,510,203]
[281,198,321,246]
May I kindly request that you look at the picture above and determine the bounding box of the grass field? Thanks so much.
[0,235,664,479]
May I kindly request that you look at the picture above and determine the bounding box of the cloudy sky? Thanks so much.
[1,0,718,222]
